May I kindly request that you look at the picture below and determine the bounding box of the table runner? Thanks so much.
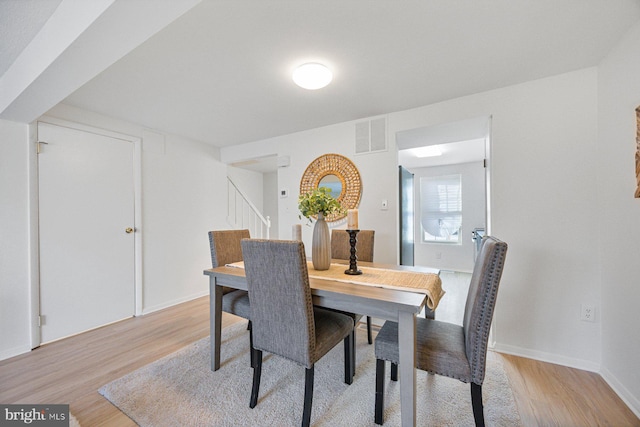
[226,261,445,310]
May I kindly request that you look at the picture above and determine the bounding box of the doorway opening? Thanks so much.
[396,116,491,324]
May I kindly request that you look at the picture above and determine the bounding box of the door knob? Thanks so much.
[125,227,134,234]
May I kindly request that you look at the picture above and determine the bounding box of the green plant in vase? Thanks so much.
[298,187,344,270]
[298,186,345,222]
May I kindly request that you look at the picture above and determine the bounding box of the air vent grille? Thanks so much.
[355,121,370,154]
[355,117,387,154]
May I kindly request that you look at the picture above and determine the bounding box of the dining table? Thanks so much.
[204,259,442,427]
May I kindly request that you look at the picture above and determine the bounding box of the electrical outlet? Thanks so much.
[580,304,595,322]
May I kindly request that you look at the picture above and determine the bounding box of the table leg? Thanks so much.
[398,311,417,427]
[210,277,222,371]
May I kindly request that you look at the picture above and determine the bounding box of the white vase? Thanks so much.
[312,212,331,270]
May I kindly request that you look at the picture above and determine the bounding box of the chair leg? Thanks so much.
[249,349,262,409]
[367,316,373,344]
[375,359,385,425]
[471,383,485,427]
[343,334,353,385]
[248,323,255,368]
[351,330,357,376]
[302,365,315,427]
[390,363,398,382]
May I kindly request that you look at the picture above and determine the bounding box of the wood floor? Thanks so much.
[1,296,638,427]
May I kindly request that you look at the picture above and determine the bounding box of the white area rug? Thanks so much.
[100,321,521,426]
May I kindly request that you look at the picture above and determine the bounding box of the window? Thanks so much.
[420,174,462,243]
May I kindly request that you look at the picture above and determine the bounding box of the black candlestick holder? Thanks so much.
[344,229,362,275]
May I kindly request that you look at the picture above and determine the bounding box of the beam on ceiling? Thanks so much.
[0,0,201,124]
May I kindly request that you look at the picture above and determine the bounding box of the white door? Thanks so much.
[38,122,135,343]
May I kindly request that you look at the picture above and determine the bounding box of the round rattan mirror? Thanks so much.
[299,153,362,222]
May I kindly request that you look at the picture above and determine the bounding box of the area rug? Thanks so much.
[100,321,521,426]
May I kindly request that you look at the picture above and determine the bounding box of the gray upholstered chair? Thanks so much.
[208,229,253,365]
[373,236,508,426]
[331,229,376,344]
[241,239,354,427]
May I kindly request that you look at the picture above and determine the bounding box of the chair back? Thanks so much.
[208,229,250,267]
[462,235,508,384]
[241,239,316,367]
[331,229,375,262]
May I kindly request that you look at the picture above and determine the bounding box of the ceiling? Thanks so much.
[3,0,640,150]
[398,138,486,170]
[397,116,489,169]
[0,0,62,77]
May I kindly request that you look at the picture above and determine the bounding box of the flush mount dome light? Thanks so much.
[292,63,332,90]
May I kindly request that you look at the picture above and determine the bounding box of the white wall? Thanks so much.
[597,20,640,416]
[139,134,227,312]
[0,119,32,360]
[222,67,603,371]
[410,161,485,272]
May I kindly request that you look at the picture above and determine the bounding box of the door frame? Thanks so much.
[29,117,143,349]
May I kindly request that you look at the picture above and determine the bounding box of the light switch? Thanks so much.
[381,199,388,210]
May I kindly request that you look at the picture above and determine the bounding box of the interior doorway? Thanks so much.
[396,116,490,273]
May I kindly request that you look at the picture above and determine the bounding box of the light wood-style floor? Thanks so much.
[1,296,638,426]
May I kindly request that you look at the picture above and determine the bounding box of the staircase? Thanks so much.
[227,177,271,238]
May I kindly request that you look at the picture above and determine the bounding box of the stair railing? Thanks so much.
[227,177,271,239]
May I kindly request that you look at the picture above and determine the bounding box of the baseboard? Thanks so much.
[141,290,209,315]
[600,366,640,419]
[0,344,32,362]
[493,342,600,373]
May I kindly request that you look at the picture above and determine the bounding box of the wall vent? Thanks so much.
[355,117,387,154]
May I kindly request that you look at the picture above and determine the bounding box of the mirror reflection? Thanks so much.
[319,174,343,199]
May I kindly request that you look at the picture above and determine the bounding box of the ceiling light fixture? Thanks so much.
[408,145,443,158]
[292,63,333,90]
